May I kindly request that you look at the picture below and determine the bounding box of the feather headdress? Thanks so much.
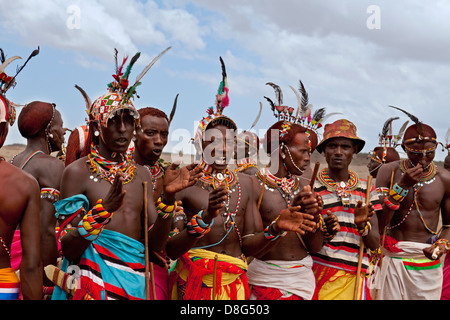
[0,46,39,126]
[265,80,339,137]
[89,47,171,128]
[445,128,450,155]
[194,57,236,153]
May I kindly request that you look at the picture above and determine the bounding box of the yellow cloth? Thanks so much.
[0,268,19,283]
[171,248,249,300]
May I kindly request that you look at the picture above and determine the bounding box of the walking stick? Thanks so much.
[143,181,151,300]
[309,162,320,189]
[212,254,219,300]
[353,175,372,300]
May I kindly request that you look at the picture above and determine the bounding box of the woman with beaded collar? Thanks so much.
[374,106,450,300]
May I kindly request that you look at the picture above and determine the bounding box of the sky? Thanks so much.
[0,0,449,161]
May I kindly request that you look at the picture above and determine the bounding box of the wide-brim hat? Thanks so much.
[316,119,365,154]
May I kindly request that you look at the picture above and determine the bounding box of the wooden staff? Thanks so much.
[257,174,266,210]
[353,175,372,300]
[212,254,219,300]
[309,162,320,189]
[150,262,157,300]
[143,181,151,300]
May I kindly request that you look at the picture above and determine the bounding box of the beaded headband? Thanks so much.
[0,46,39,125]
[89,47,171,128]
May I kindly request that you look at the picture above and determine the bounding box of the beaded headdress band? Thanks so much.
[264,81,338,148]
[0,46,39,126]
[369,117,407,163]
[88,47,171,128]
[194,57,237,153]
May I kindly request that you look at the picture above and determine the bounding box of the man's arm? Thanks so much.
[20,177,43,300]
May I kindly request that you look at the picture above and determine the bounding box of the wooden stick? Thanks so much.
[150,262,157,300]
[143,181,150,300]
[309,161,320,189]
[212,254,219,300]
[354,175,372,300]
[257,174,266,210]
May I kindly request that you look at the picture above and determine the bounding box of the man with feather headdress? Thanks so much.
[245,81,340,300]
[0,47,42,300]
[367,117,407,178]
[166,59,311,300]
[373,106,450,300]
[50,48,201,300]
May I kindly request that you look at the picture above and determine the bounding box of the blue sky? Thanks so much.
[1,0,449,160]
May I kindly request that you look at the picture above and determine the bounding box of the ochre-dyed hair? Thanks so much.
[373,146,400,163]
[263,121,318,154]
[18,101,55,138]
[403,123,437,143]
[138,107,169,122]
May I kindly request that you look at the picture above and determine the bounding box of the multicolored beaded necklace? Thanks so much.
[256,167,300,207]
[87,143,136,184]
[389,160,438,234]
[144,161,164,194]
[235,157,257,173]
[317,168,360,210]
[198,160,241,232]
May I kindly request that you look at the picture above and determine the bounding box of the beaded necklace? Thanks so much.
[389,160,438,234]
[198,160,241,232]
[256,167,300,207]
[144,161,164,194]
[87,143,136,184]
[317,168,360,209]
[235,157,257,173]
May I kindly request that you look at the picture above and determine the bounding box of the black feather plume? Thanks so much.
[169,93,179,125]
[266,82,283,106]
[264,96,275,113]
[312,107,326,122]
[298,80,309,110]
[381,116,399,137]
[389,105,422,136]
[0,48,5,64]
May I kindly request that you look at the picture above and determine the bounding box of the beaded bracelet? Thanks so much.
[357,221,371,236]
[196,210,214,229]
[78,218,102,241]
[156,197,177,213]
[186,214,211,238]
[322,220,337,241]
[384,197,400,211]
[264,216,287,241]
[91,199,114,225]
[435,238,450,253]
[389,183,408,202]
[311,214,324,233]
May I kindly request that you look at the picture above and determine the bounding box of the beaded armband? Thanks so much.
[40,188,60,203]
[389,183,409,202]
[384,197,400,211]
[264,215,287,241]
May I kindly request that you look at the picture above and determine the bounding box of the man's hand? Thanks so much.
[423,243,445,261]
[202,184,228,224]
[325,211,340,236]
[274,206,316,236]
[295,185,321,216]
[354,200,374,229]
[399,162,423,188]
[163,162,203,198]
[103,171,126,213]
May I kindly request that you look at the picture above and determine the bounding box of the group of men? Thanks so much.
[1,47,449,301]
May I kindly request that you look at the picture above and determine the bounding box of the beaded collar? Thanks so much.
[256,167,300,207]
[198,160,238,190]
[317,168,360,209]
[87,143,136,184]
[399,159,437,188]
[235,157,257,173]
[144,161,165,194]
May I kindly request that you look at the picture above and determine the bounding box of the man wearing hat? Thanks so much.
[312,119,381,300]
[373,113,450,300]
